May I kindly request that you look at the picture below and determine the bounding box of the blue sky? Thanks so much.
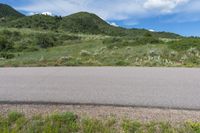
[1,0,200,36]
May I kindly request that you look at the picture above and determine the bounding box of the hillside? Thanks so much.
[0,3,180,38]
[0,28,199,67]
[0,3,24,19]
[5,14,61,29]
[58,12,133,37]
[59,12,110,34]
[4,12,180,38]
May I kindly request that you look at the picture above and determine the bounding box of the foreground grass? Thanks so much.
[0,112,200,133]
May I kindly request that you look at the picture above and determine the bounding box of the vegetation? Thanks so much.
[0,112,200,133]
[0,28,199,67]
[0,3,24,22]
[0,4,180,38]
[0,3,200,67]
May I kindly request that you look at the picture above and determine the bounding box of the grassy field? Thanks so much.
[0,111,200,133]
[0,28,200,67]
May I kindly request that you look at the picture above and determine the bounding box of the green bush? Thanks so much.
[168,37,200,51]
[36,34,56,48]
[0,36,13,51]
[135,36,161,45]
[8,112,24,123]
[14,39,39,52]
[115,60,129,66]
[103,36,161,49]
[0,52,15,59]
[103,37,122,44]
[80,50,91,56]
[144,32,153,37]
[1,30,21,41]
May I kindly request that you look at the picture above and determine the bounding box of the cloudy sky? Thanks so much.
[1,0,200,36]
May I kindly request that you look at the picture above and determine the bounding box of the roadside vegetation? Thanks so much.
[0,111,200,133]
[0,28,200,67]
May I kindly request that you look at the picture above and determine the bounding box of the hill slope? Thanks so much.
[5,14,61,29]
[59,12,110,34]
[0,4,180,38]
[0,3,24,19]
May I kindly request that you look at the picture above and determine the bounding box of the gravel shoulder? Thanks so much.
[1,104,200,123]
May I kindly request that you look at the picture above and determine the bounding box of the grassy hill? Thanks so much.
[59,12,111,34]
[0,3,24,19]
[0,3,180,38]
[5,14,61,30]
[4,11,180,38]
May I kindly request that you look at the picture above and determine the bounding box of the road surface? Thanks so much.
[0,67,200,110]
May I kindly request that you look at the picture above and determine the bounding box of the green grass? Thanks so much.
[0,112,200,133]
[0,28,200,67]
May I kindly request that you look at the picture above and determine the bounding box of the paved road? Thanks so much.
[0,67,200,110]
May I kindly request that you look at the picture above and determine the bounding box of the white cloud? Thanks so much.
[148,29,155,32]
[15,0,145,20]
[42,12,53,16]
[144,0,189,13]
[26,11,53,16]
[15,0,200,24]
[109,22,119,27]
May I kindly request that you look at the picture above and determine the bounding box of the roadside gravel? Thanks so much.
[0,104,200,123]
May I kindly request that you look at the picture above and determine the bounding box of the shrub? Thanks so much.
[14,39,39,52]
[104,36,161,49]
[0,36,13,51]
[168,37,200,51]
[80,50,91,56]
[135,36,161,45]
[103,37,122,44]
[0,36,6,50]
[0,52,15,59]
[115,60,129,66]
[148,49,160,57]
[8,112,24,123]
[1,30,21,41]
[144,32,153,37]
[36,34,56,48]
[57,56,73,64]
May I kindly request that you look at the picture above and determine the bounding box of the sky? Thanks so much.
[1,0,200,36]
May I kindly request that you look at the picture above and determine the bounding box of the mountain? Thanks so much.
[0,4,180,38]
[0,3,24,19]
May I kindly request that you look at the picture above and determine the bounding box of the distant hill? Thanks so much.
[5,14,61,29]
[59,12,110,34]
[0,3,24,19]
[0,3,181,38]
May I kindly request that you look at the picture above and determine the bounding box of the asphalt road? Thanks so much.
[0,67,200,110]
